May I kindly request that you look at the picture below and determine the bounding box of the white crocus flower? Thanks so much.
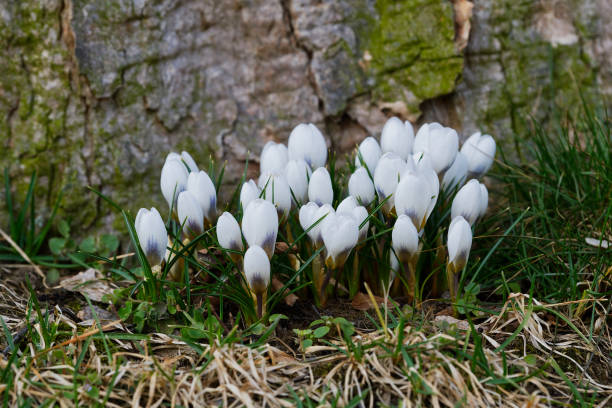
[161,158,189,211]
[442,151,469,191]
[336,196,369,243]
[395,172,431,231]
[308,167,333,206]
[392,214,419,262]
[461,132,496,178]
[177,190,204,238]
[411,152,440,222]
[380,117,414,160]
[451,179,483,226]
[288,123,328,169]
[374,152,407,215]
[187,170,217,226]
[414,123,458,174]
[216,212,243,263]
[285,159,312,205]
[165,151,198,172]
[299,201,319,242]
[240,179,260,211]
[448,216,473,270]
[348,167,375,206]
[354,136,382,172]
[259,173,292,221]
[135,207,167,266]
[260,141,289,175]
[241,198,279,259]
[479,183,488,218]
[322,213,359,271]
[243,245,271,318]
[447,215,473,305]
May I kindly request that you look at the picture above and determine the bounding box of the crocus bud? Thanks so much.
[442,151,469,191]
[395,172,431,231]
[354,136,382,172]
[161,158,189,210]
[461,132,496,178]
[380,117,414,160]
[187,170,217,226]
[242,198,278,259]
[348,167,375,206]
[259,173,292,221]
[392,214,419,263]
[411,152,440,222]
[374,152,407,215]
[322,214,359,270]
[243,245,271,318]
[285,159,312,205]
[216,212,243,262]
[240,179,260,211]
[479,183,488,218]
[447,216,472,272]
[336,196,369,243]
[135,207,167,266]
[414,123,458,174]
[299,202,319,236]
[451,179,483,226]
[180,151,199,172]
[288,123,327,169]
[260,141,289,175]
[177,190,204,238]
[308,167,333,206]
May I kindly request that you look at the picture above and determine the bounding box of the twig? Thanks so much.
[0,227,48,287]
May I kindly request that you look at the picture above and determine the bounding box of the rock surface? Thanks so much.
[1,0,610,234]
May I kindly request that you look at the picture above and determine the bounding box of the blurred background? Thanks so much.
[1,0,610,233]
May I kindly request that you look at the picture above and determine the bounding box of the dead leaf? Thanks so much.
[59,268,116,302]
[434,315,470,331]
[77,304,120,327]
[585,237,610,249]
[452,0,473,51]
[271,277,298,306]
[351,292,390,311]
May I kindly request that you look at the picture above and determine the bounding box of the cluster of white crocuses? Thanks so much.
[135,151,218,282]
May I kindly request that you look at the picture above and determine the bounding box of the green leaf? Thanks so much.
[524,354,537,365]
[79,237,96,253]
[100,234,119,253]
[313,326,330,338]
[46,269,60,286]
[302,339,313,350]
[118,301,133,320]
[49,237,66,255]
[58,219,70,238]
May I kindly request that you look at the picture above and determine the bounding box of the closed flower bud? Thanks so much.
[259,173,292,220]
[374,152,407,215]
[308,167,333,206]
[216,211,243,253]
[336,196,368,242]
[395,172,431,231]
[414,123,458,174]
[240,179,260,211]
[380,117,414,160]
[288,123,327,169]
[447,216,472,271]
[348,167,375,206]
[243,245,271,317]
[260,141,289,175]
[461,132,496,178]
[442,151,469,191]
[177,190,204,238]
[135,207,167,266]
[285,159,312,205]
[392,214,419,263]
[187,170,217,226]
[322,214,359,270]
[411,152,440,222]
[451,179,483,226]
[161,158,189,210]
[242,199,279,259]
[166,151,198,172]
[354,136,382,172]
[479,183,488,218]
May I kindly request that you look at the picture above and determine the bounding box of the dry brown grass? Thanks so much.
[1,282,610,407]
